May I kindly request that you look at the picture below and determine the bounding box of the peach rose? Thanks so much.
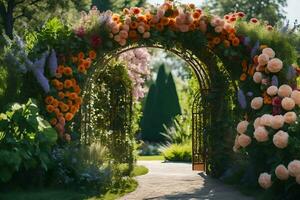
[284,111,297,124]
[271,115,284,129]
[275,164,289,180]
[258,53,270,66]
[119,39,126,46]
[258,173,272,189]
[278,84,292,97]
[254,117,261,129]
[273,130,289,149]
[238,134,252,147]
[254,126,269,142]
[251,97,263,110]
[143,32,151,39]
[137,25,145,33]
[260,114,273,127]
[237,120,249,134]
[281,97,295,111]
[291,90,300,105]
[119,30,128,39]
[262,48,275,58]
[253,72,263,83]
[267,86,278,96]
[267,58,283,73]
[288,160,300,177]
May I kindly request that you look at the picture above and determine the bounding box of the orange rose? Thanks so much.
[78,52,85,59]
[83,59,91,69]
[89,50,97,60]
[57,83,64,91]
[58,92,65,99]
[223,40,230,48]
[65,112,74,121]
[74,86,81,94]
[161,17,170,26]
[75,97,82,104]
[50,118,57,126]
[130,21,138,29]
[64,80,73,89]
[46,105,55,113]
[45,96,54,104]
[52,99,59,108]
[156,23,164,31]
[72,56,78,63]
[212,37,221,45]
[132,7,141,15]
[240,73,247,81]
[232,37,240,46]
[51,79,59,87]
[78,64,86,74]
[57,65,64,74]
[69,93,78,100]
[63,67,73,76]
[128,30,138,39]
[70,106,78,114]
[112,14,120,22]
[193,11,201,19]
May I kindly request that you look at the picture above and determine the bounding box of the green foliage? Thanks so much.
[88,61,135,169]
[0,99,57,183]
[204,0,287,25]
[130,165,148,177]
[161,142,192,162]
[161,116,191,144]
[141,64,181,143]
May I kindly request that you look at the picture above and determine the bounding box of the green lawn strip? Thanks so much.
[137,155,164,161]
[131,165,149,176]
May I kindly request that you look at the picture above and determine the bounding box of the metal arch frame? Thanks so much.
[80,42,234,171]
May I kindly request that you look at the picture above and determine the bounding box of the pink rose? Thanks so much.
[251,97,263,110]
[238,134,252,147]
[275,165,289,180]
[288,160,300,177]
[267,86,278,96]
[281,97,295,111]
[267,58,283,73]
[143,32,151,39]
[262,48,275,58]
[236,120,249,134]
[260,114,273,127]
[278,84,292,97]
[271,115,284,129]
[254,117,261,129]
[253,72,263,83]
[291,90,300,105]
[258,53,270,66]
[273,130,289,149]
[284,111,297,124]
[254,126,269,142]
[258,173,272,189]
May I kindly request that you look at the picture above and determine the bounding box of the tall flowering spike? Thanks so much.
[48,49,58,77]
[286,66,296,80]
[30,52,50,93]
[238,89,247,109]
[272,75,279,86]
[251,41,260,58]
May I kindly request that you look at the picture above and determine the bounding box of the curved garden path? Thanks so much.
[119,161,254,200]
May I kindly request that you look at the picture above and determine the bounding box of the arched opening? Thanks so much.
[79,42,236,174]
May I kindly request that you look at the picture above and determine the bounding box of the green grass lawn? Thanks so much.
[0,165,148,200]
[137,155,165,161]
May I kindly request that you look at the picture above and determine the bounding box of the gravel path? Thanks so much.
[119,161,254,200]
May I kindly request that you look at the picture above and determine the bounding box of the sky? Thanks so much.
[147,0,300,23]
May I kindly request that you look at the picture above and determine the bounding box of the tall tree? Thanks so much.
[0,0,90,38]
[141,64,182,143]
[203,0,287,25]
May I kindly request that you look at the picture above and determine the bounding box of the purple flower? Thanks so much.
[272,75,279,86]
[251,41,260,58]
[286,66,296,80]
[243,36,251,46]
[238,89,247,109]
[48,49,58,77]
[247,92,253,97]
[31,52,50,93]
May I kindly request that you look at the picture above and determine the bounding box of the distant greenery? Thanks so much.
[161,142,192,162]
[131,165,149,177]
[137,155,164,161]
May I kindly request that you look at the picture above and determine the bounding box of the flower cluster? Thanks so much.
[233,47,300,189]
[44,50,97,141]
[119,48,151,100]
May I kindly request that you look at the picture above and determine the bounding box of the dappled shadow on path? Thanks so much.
[142,172,253,200]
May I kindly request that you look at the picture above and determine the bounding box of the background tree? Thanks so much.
[92,0,146,12]
[141,64,181,143]
[203,0,287,25]
[0,0,90,38]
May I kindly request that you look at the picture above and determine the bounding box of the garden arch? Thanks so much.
[25,1,298,191]
[79,43,235,172]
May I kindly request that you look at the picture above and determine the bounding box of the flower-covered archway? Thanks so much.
[11,0,300,193]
